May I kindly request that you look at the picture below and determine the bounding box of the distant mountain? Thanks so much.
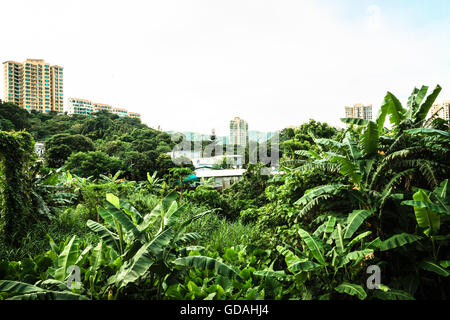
[166,131,212,141]
[166,130,275,144]
[248,130,276,143]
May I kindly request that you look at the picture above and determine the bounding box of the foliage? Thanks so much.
[222,163,270,219]
[1,85,449,300]
[44,133,95,168]
[0,130,35,245]
[65,151,123,179]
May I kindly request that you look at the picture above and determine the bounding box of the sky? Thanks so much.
[1,0,450,136]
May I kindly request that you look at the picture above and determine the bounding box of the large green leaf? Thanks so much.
[405,128,450,139]
[97,206,115,227]
[413,85,429,109]
[347,231,372,249]
[374,289,415,300]
[334,282,367,300]
[75,245,92,265]
[324,216,337,234]
[376,96,389,133]
[289,260,321,272]
[253,270,288,279]
[412,189,440,236]
[343,133,362,161]
[361,121,379,156]
[104,202,140,239]
[174,256,241,280]
[162,190,178,212]
[7,291,89,300]
[298,228,326,265]
[89,241,105,274]
[35,279,71,292]
[413,84,442,123]
[344,210,372,239]
[419,260,449,277]
[277,246,307,268]
[112,227,175,288]
[335,223,345,254]
[344,249,373,263]
[430,179,450,214]
[407,87,419,109]
[112,245,153,288]
[385,91,406,126]
[340,118,370,126]
[86,220,120,251]
[54,236,80,281]
[137,192,186,234]
[164,204,187,229]
[314,138,344,150]
[106,193,120,209]
[433,179,449,202]
[146,227,175,258]
[325,153,362,185]
[379,233,422,251]
[0,280,44,294]
[401,200,448,215]
[120,201,143,225]
[175,232,202,246]
[295,184,348,206]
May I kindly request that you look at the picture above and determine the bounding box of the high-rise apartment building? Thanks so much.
[344,104,373,120]
[230,117,248,146]
[2,59,63,113]
[3,61,22,107]
[430,101,450,121]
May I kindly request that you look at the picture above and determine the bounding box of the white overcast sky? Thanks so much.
[1,0,450,136]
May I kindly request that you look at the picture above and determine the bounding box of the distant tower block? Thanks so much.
[3,59,64,113]
[344,104,373,120]
[229,117,248,147]
[430,101,450,121]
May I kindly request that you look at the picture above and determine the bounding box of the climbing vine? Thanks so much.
[0,130,35,245]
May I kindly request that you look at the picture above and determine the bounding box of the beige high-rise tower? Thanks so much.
[2,59,64,113]
[344,103,373,120]
[430,101,450,121]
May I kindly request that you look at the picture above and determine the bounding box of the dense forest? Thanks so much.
[0,84,449,300]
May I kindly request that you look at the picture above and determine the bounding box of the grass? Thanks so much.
[0,188,260,261]
[182,203,261,254]
[0,206,98,261]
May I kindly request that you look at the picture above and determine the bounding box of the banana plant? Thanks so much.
[293,85,447,236]
[0,279,88,300]
[86,190,239,299]
[29,162,77,219]
[401,180,450,283]
[0,235,92,300]
[293,129,412,230]
[146,171,163,194]
[167,246,281,300]
[268,211,417,300]
[99,170,123,184]
[376,85,442,131]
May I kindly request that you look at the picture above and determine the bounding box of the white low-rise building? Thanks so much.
[192,155,243,169]
[195,168,246,189]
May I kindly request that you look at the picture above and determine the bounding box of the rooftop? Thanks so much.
[195,169,246,178]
